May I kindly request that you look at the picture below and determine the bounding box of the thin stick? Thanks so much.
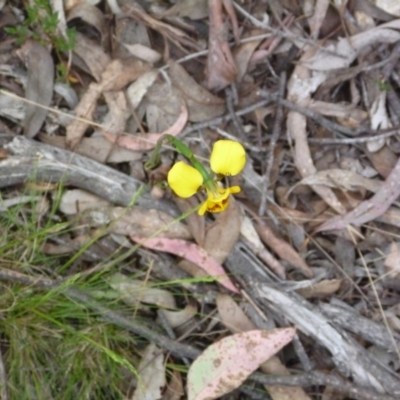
[259,72,286,216]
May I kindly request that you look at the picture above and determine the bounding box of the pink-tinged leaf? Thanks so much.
[205,0,238,91]
[315,157,400,232]
[187,328,296,400]
[102,103,188,151]
[131,236,239,293]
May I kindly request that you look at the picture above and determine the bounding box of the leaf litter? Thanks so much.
[2,0,400,399]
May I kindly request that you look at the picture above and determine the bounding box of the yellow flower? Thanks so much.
[198,185,241,215]
[167,140,246,215]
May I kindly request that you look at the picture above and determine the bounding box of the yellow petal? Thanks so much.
[197,185,232,215]
[167,161,203,198]
[210,140,246,176]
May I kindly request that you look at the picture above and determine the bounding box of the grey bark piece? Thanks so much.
[0,135,175,215]
[1,135,140,205]
[320,302,400,351]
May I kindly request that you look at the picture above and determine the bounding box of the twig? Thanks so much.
[257,89,400,144]
[225,85,247,141]
[259,72,286,216]
[257,89,359,136]
[250,370,397,400]
[181,98,276,143]
[307,129,400,144]
[232,1,347,59]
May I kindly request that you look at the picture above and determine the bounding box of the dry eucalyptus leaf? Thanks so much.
[374,0,400,15]
[254,219,313,278]
[67,3,106,40]
[187,328,295,400]
[99,59,150,92]
[123,43,161,63]
[73,32,110,80]
[66,59,149,148]
[131,343,166,400]
[161,301,197,328]
[59,189,110,215]
[17,40,54,138]
[174,196,205,246]
[368,91,391,153]
[216,294,254,333]
[102,103,188,151]
[132,236,239,293]
[296,279,343,299]
[64,0,101,11]
[384,242,400,281]
[304,19,400,71]
[126,70,158,109]
[233,29,264,82]
[293,169,383,194]
[205,0,238,91]
[365,145,398,178]
[163,0,208,19]
[168,60,226,122]
[308,0,330,38]
[162,369,184,400]
[316,158,400,232]
[101,207,192,239]
[103,90,127,131]
[203,198,241,264]
[145,82,185,131]
[287,49,346,215]
[216,294,312,400]
[110,272,177,309]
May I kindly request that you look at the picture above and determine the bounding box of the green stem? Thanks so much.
[145,135,213,184]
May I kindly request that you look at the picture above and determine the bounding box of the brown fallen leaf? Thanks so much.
[131,236,239,293]
[205,0,238,91]
[161,301,197,328]
[162,369,184,400]
[17,40,54,138]
[296,279,342,299]
[308,0,330,38]
[203,197,241,264]
[131,343,166,400]
[233,29,264,82]
[66,3,106,43]
[315,157,400,232]
[66,59,150,149]
[365,145,397,178]
[384,242,400,284]
[240,215,286,279]
[101,103,188,151]
[174,196,205,246]
[304,19,400,71]
[123,3,202,52]
[168,60,226,122]
[178,198,241,283]
[253,218,314,278]
[72,32,110,80]
[286,49,346,215]
[292,169,383,194]
[110,273,177,309]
